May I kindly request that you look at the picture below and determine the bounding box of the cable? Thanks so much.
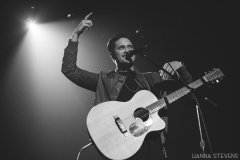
[76,142,92,160]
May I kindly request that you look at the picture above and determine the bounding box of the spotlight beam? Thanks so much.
[26,19,38,31]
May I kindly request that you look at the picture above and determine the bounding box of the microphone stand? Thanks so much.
[138,53,214,156]
[166,62,214,156]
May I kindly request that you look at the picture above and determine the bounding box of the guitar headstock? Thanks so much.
[202,68,224,84]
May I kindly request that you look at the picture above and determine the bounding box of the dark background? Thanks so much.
[1,0,239,160]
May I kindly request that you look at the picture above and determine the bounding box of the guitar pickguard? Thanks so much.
[129,116,153,137]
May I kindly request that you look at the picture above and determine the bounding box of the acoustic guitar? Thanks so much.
[87,68,224,160]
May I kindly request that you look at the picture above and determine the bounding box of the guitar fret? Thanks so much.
[147,99,166,114]
[189,79,203,89]
[167,79,204,103]
[167,93,174,102]
[147,79,205,114]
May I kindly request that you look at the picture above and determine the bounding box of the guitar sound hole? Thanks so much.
[134,108,149,121]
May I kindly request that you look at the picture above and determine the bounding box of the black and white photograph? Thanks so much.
[1,1,239,160]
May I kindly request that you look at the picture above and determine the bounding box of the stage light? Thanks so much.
[26,19,38,31]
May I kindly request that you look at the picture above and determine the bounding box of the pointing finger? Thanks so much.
[84,12,93,20]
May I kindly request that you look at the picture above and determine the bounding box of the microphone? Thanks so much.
[126,45,149,58]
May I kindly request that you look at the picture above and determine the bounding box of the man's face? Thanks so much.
[113,37,135,65]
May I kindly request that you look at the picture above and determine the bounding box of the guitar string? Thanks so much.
[120,79,191,126]
[128,85,189,122]
[121,90,185,126]
[122,85,178,124]
[122,86,197,126]
[121,106,153,127]
[117,74,219,130]
[118,98,163,127]
[122,105,163,125]
[121,102,165,127]
[121,76,214,126]
[122,88,186,125]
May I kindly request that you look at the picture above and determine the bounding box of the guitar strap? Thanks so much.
[163,96,169,106]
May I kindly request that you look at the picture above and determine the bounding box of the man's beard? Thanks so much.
[117,58,134,70]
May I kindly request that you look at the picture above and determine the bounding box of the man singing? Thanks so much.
[62,12,192,160]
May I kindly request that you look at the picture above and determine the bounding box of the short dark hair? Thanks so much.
[107,33,132,53]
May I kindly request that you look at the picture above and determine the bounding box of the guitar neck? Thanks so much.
[167,79,203,103]
[147,79,204,114]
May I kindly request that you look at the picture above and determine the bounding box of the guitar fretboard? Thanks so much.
[147,79,204,114]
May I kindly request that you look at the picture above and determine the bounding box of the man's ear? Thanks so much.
[110,52,116,60]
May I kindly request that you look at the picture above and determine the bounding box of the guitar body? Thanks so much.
[87,90,166,160]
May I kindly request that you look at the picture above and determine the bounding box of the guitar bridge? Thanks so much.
[113,115,129,136]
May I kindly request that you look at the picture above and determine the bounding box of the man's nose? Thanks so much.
[124,48,129,53]
[124,48,133,53]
